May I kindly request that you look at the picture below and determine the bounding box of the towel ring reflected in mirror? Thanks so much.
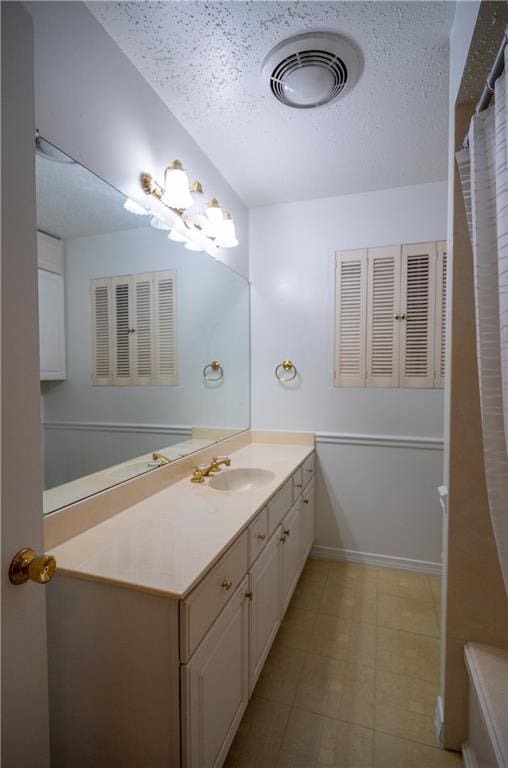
[203,360,224,382]
[275,360,297,382]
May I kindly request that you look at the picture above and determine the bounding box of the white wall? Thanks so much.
[26,1,249,279]
[250,181,448,568]
[42,226,249,487]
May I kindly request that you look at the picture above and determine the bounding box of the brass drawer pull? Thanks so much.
[283,529,290,537]
[305,468,313,473]
[245,591,253,601]
[303,499,309,505]
[280,535,287,543]
[257,533,266,541]
[221,579,233,591]
[295,483,302,489]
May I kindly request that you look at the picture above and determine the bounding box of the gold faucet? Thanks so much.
[191,456,231,483]
[152,452,171,466]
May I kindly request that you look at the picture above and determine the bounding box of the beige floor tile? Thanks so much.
[253,637,306,705]
[319,580,378,624]
[302,558,332,585]
[290,575,325,613]
[378,568,434,602]
[223,696,291,768]
[277,708,374,768]
[277,604,317,651]
[377,593,440,637]
[375,669,440,747]
[429,575,442,625]
[328,562,379,593]
[294,652,375,728]
[375,626,440,682]
[373,732,463,768]
[310,614,376,666]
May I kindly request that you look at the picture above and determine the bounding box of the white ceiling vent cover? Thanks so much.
[261,32,362,109]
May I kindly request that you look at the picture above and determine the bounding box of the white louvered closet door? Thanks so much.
[112,276,133,385]
[366,246,401,387]
[399,243,437,388]
[434,241,447,388]
[334,250,367,387]
[91,278,113,385]
[153,270,178,385]
[132,272,154,385]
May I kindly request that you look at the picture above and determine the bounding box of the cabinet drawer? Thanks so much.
[249,508,268,565]
[180,532,248,662]
[302,453,315,487]
[267,479,293,537]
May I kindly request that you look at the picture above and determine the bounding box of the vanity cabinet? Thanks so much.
[280,498,303,615]
[181,577,250,768]
[248,532,281,694]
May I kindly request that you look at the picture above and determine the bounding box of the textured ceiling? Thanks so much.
[89,1,454,207]
[36,150,149,239]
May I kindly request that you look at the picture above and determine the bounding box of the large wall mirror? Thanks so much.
[36,138,250,514]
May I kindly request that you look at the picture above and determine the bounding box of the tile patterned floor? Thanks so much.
[224,560,462,768]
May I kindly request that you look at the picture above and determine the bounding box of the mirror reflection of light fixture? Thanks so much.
[150,216,171,231]
[216,212,239,249]
[184,181,209,232]
[168,228,188,243]
[124,198,150,216]
[161,160,193,210]
[185,240,203,252]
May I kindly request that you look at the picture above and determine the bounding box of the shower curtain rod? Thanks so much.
[462,26,508,148]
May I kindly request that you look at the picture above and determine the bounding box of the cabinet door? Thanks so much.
[248,533,281,695]
[434,241,447,388]
[334,250,368,387]
[280,500,302,616]
[38,269,66,380]
[181,578,249,768]
[399,243,437,388]
[366,246,401,387]
[300,478,316,567]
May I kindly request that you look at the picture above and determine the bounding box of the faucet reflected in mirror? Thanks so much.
[36,137,250,514]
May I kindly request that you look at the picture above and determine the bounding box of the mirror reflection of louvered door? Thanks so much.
[399,243,437,388]
[334,250,367,386]
[112,276,132,385]
[366,246,401,387]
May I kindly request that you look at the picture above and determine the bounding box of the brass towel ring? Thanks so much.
[275,360,297,382]
[203,360,224,382]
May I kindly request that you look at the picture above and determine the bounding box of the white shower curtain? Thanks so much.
[457,46,508,597]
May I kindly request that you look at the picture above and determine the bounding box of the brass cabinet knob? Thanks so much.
[400,313,406,320]
[280,535,287,543]
[9,548,56,586]
[394,313,400,320]
[303,499,309,505]
[257,533,266,541]
[221,579,233,591]
[245,591,253,601]
[283,529,290,537]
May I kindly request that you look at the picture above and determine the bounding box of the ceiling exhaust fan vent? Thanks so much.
[262,32,362,109]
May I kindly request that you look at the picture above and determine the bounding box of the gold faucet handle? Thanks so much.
[190,468,205,483]
[211,456,231,470]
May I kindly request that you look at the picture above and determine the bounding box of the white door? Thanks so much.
[280,500,302,616]
[248,533,281,695]
[1,3,51,766]
[181,579,250,768]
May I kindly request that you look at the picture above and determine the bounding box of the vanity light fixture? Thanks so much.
[123,198,150,216]
[216,211,239,249]
[168,228,188,243]
[150,216,171,231]
[184,239,203,252]
[161,160,194,210]
[184,181,209,232]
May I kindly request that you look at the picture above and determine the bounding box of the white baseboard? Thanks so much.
[462,741,478,768]
[310,544,442,575]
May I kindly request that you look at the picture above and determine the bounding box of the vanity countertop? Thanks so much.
[49,441,314,599]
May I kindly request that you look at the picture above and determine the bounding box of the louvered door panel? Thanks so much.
[91,278,113,385]
[334,250,367,387]
[112,277,133,385]
[132,273,153,385]
[153,270,177,385]
[434,241,447,388]
[399,243,436,388]
[366,246,401,387]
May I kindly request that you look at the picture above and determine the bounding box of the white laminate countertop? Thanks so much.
[49,442,314,599]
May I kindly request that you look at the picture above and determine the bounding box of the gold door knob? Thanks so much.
[9,548,56,586]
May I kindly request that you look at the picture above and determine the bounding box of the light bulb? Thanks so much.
[206,198,223,238]
[183,181,209,231]
[168,228,188,243]
[185,239,203,252]
[123,198,149,216]
[216,212,239,248]
[150,216,171,231]
[161,160,193,210]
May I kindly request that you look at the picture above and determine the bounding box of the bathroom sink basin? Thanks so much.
[208,468,276,492]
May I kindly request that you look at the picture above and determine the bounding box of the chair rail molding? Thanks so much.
[315,431,444,451]
[42,420,192,437]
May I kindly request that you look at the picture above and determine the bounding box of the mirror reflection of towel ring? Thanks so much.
[275,360,297,382]
[203,360,224,382]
